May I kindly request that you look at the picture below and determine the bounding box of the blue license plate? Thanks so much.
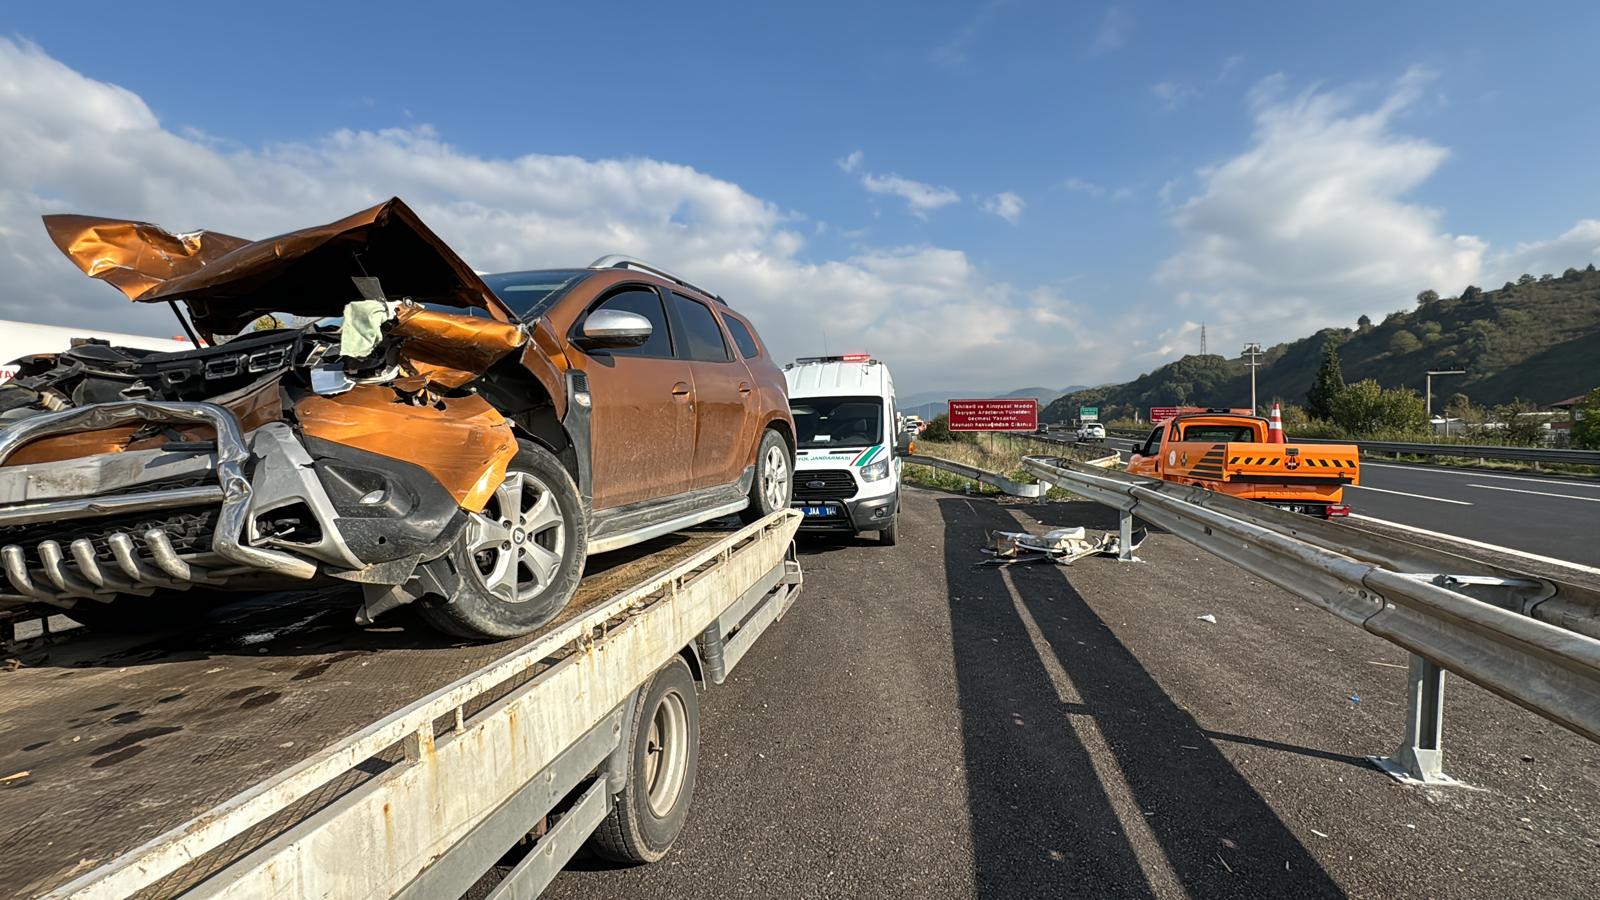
[801,505,837,517]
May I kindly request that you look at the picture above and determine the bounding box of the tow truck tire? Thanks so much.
[417,440,586,640]
[739,428,792,524]
[592,656,700,864]
[879,515,899,546]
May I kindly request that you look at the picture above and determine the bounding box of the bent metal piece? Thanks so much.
[0,401,316,607]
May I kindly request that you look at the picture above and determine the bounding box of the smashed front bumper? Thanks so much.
[0,401,335,608]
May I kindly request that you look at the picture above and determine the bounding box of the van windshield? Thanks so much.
[791,396,884,449]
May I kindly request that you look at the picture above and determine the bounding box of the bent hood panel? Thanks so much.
[43,198,511,336]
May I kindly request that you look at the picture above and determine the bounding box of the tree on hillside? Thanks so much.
[1389,330,1422,354]
[1571,388,1600,450]
[1416,289,1439,305]
[1461,285,1483,300]
[1356,314,1372,329]
[1331,380,1427,437]
[1492,398,1546,447]
[1306,338,1345,420]
[1518,274,1535,285]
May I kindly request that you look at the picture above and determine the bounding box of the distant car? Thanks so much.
[1035,424,1049,434]
[1077,422,1106,442]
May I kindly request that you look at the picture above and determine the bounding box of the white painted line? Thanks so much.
[1468,483,1600,503]
[1364,463,1600,491]
[1346,485,1472,505]
[1349,514,1600,576]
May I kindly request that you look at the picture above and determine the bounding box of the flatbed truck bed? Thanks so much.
[1,510,802,899]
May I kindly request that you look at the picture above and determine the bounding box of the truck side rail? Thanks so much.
[47,509,803,900]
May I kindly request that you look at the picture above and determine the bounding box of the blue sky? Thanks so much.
[3,2,1597,392]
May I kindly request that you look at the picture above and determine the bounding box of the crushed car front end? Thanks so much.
[1,198,574,633]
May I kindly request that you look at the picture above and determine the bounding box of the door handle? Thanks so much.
[671,382,691,398]
[737,382,752,394]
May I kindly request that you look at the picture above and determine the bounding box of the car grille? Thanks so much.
[0,507,218,568]
[794,469,857,501]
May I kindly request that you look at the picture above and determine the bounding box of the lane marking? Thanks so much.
[1346,485,1472,505]
[1467,483,1600,503]
[999,568,1188,899]
[1348,514,1600,576]
[1363,463,1600,491]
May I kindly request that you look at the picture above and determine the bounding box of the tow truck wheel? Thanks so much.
[739,428,791,524]
[591,656,700,864]
[417,440,586,640]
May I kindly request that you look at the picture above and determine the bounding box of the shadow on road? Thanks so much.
[939,495,1344,898]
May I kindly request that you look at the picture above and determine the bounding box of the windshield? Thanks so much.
[791,396,885,449]
[481,270,592,320]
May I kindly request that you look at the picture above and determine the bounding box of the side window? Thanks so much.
[1142,427,1163,456]
[593,288,672,358]
[669,292,732,362]
[723,315,762,359]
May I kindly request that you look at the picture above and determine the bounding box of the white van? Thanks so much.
[783,354,905,544]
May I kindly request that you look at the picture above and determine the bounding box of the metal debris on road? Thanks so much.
[979,525,1145,566]
[1197,614,1218,624]
[1,770,29,785]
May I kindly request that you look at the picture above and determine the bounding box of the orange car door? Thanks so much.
[665,291,755,491]
[576,286,694,509]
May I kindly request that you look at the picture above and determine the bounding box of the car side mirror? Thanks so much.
[578,309,653,348]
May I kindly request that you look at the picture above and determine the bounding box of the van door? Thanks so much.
[575,286,694,509]
[666,291,755,491]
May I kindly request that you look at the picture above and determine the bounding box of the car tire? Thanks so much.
[879,515,899,546]
[591,655,700,864]
[416,440,586,640]
[739,428,792,524]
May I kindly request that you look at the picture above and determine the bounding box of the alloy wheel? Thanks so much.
[761,444,790,511]
[465,471,566,603]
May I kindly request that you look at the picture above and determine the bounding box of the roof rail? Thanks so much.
[588,255,727,305]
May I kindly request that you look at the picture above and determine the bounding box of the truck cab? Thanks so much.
[1128,411,1358,518]
[783,355,904,544]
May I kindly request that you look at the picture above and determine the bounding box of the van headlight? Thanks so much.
[861,458,891,482]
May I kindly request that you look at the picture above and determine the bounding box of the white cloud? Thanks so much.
[1090,6,1132,55]
[1489,220,1600,283]
[1060,177,1107,198]
[980,191,1025,224]
[836,149,863,173]
[0,39,1109,393]
[1151,81,1200,111]
[859,172,961,217]
[1155,67,1487,344]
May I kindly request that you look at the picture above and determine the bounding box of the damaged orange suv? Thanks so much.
[0,199,794,639]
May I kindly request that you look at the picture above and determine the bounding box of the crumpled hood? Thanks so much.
[43,198,511,336]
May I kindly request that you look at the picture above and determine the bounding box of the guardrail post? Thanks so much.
[1371,654,1460,785]
[1117,509,1140,563]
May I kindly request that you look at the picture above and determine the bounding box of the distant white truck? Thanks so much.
[0,319,194,382]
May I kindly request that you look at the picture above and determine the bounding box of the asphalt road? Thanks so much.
[1095,436,1598,570]
[543,488,1600,899]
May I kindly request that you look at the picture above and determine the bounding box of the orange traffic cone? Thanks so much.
[1268,403,1286,443]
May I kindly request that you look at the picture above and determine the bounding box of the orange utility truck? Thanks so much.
[1126,410,1359,518]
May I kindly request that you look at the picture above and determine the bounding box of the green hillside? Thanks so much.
[1044,266,1600,423]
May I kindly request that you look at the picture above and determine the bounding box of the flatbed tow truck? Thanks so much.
[0,510,802,900]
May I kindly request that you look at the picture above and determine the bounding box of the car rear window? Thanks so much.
[669,292,732,362]
[723,315,762,359]
[1180,425,1257,442]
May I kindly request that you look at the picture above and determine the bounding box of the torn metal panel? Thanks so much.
[43,198,512,335]
[295,386,517,513]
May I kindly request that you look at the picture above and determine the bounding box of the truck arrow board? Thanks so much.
[948,398,1039,432]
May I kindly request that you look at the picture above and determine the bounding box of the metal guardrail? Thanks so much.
[1295,437,1600,466]
[1020,453,1600,785]
[902,455,1045,497]
[1101,427,1600,466]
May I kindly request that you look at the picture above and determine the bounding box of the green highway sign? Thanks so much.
[1079,406,1099,420]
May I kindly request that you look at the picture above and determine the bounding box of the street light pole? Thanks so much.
[1243,342,1263,413]
[1426,369,1466,435]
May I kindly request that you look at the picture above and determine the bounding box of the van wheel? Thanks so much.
[739,428,791,524]
[591,656,700,864]
[416,441,586,640]
[879,516,899,546]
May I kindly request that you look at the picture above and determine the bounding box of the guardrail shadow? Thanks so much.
[939,495,1343,898]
